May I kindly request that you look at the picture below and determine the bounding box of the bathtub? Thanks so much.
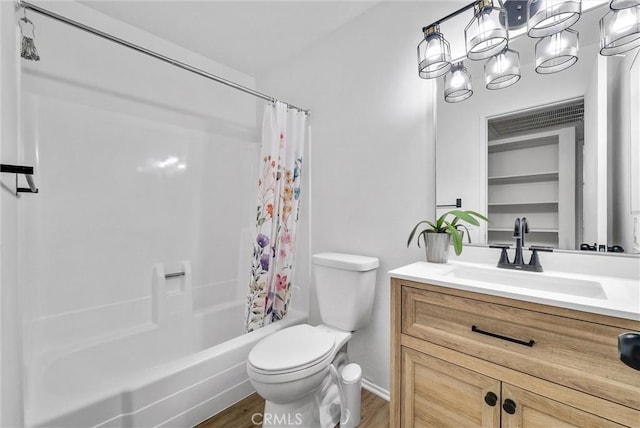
[26,299,307,427]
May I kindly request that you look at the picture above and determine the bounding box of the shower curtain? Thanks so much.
[245,101,307,332]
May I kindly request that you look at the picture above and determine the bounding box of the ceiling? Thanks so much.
[78,0,610,77]
[80,1,380,76]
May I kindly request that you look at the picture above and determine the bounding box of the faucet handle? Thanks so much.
[489,244,511,249]
[527,245,552,272]
[529,245,553,252]
[528,250,543,272]
[490,244,511,267]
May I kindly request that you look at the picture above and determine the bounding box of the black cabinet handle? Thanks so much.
[472,325,535,347]
[503,399,517,415]
[619,332,640,371]
[484,391,498,407]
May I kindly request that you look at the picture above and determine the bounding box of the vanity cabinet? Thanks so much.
[402,347,625,427]
[391,279,640,427]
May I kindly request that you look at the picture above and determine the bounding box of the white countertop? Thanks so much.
[389,261,640,321]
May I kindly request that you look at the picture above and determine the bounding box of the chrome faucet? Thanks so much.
[490,217,553,272]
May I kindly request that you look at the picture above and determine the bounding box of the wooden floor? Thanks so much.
[196,388,389,428]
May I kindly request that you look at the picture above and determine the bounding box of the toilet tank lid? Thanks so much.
[312,253,379,271]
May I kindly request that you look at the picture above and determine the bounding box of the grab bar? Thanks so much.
[165,272,185,279]
[0,164,39,194]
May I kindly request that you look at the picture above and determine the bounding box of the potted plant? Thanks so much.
[407,209,489,263]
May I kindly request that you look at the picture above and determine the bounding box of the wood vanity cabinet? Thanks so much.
[390,279,640,428]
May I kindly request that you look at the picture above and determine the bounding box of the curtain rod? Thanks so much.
[18,0,310,115]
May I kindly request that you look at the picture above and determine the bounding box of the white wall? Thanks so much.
[609,51,639,252]
[0,2,24,426]
[258,1,448,393]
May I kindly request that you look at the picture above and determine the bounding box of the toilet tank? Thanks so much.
[312,253,379,331]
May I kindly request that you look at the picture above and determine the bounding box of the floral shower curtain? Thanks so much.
[245,101,307,332]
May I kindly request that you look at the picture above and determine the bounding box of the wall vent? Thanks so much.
[489,99,584,139]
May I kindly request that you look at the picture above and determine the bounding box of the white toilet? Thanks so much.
[247,252,379,427]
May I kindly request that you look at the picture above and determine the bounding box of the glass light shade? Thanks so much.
[527,0,582,38]
[600,6,640,55]
[444,62,473,103]
[610,0,640,10]
[417,25,452,79]
[465,0,509,60]
[535,29,579,73]
[485,48,521,89]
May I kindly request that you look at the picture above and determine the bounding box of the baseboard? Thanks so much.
[361,379,390,402]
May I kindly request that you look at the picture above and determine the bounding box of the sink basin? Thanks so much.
[443,264,607,299]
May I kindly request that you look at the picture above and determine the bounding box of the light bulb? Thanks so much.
[426,39,442,58]
[494,53,511,74]
[547,33,563,55]
[450,70,465,87]
[600,5,640,55]
[478,13,497,35]
[612,7,636,33]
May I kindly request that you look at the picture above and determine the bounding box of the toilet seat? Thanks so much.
[247,324,336,383]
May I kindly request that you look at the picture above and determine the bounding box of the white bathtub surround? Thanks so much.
[152,261,194,321]
[28,306,306,427]
[0,2,24,426]
[246,102,308,332]
[14,2,292,427]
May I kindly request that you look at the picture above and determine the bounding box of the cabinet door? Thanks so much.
[501,384,626,428]
[401,347,501,427]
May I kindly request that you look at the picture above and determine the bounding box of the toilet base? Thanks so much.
[261,368,341,428]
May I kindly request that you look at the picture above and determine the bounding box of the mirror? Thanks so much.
[436,3,640,254]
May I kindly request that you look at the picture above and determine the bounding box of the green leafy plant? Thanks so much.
[407,210,490,256]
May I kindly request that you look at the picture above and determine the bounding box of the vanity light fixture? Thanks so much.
[500,0,537,30]
[600,3,640,55]
[485,47,522,88]
[418,24,452,79]
[527,0,582,38]
[444,62,474,102]
[535,28,579,73]
[417,0,638,104]
[466,0,510,60]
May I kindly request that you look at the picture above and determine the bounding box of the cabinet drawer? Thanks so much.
[402,286,640,411]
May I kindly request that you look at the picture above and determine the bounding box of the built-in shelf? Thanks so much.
[488,201,559,211]
[488,134,558,153]
[488,171,559,185]
[487,127,575,249]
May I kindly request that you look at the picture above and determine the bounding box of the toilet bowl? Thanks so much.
[246,253,379,427]
[247,324,350,403]
[247,324,352,427]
